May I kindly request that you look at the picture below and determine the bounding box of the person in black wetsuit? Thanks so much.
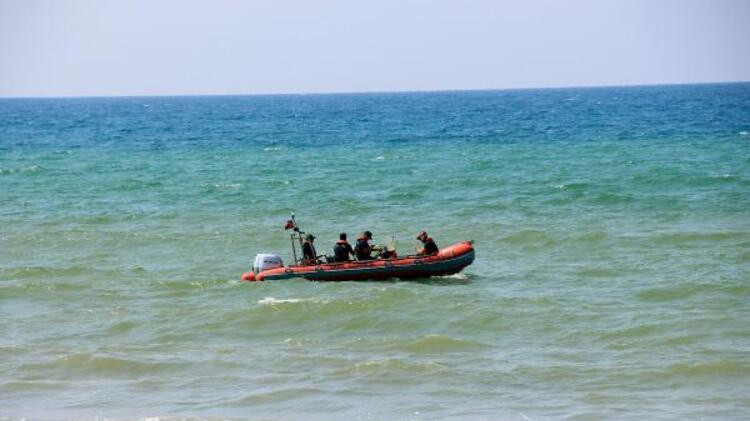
[302,234,317,264]
[416,231,439,255]
[333,232,354,262]
[354,230,374,260]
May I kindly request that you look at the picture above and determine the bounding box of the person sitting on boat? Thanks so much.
[333,232,355,262]
[302,234,317,264]
[416,231,439,255]
[355,231,374,260]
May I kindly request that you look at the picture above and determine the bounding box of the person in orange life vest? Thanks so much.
[354,230,374,260]
[416,231,439,255]
[333,232,355,262]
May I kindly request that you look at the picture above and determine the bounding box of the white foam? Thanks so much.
[258,297,302,305]
[212,183,241,188]
[439,272,469,280]
[0,165,42,175]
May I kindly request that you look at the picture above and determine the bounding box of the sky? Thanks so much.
[1,0,749,97]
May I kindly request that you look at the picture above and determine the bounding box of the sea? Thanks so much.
[1,83,749,421]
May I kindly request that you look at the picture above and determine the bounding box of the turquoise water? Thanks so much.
[1,83,750,420]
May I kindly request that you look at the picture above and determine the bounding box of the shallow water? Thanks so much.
[1,84,750,420]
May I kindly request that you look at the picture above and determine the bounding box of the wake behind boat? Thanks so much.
[242,215,475,282]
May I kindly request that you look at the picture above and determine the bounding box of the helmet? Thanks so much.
[416,231,428,241]
[364,230,373,239]
[306,233,315,241]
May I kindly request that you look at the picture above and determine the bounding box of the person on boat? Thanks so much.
[302,234,317,264]
[354,231,374,260]
[333,232,354,262]
[416,231,439,255]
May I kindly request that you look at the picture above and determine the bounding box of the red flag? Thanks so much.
[284,220,294,230]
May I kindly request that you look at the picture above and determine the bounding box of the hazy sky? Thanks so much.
[1,0,748,97]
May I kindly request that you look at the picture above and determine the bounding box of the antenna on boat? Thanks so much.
[287,212,299,265]
[289,212,307,265]
[286,212,318,266]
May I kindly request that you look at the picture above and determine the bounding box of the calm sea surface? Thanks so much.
[1,84,749,421]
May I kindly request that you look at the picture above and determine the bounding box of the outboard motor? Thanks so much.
[253,253,283,273]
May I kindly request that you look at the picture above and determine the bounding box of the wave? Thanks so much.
[225,386,324,406]
[662,360,750,378]
[0,380,64,392]
[423,271,474,285]
[712,173,738,180]
[334,358,446,376]
[548,182,590,192]
[650,231,744,246]
[267,179,293,186]
[384,190,424,201]
[1,265,94,279]
[401,334,491,353]
[202,182,242,189]
[599,323,664,342]
[587,191,635,204]
[631,171,749,188]
[258,296,306,305]
[240,288,430,331]
[637,281,750,302]
[0,164,43,175]
[114,179,163,191]
[574,267,622,278]
[502,229,556,247]
[154,278,239,291]
[20,353,182,378]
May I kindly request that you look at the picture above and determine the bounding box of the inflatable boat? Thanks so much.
[242,241,475,282]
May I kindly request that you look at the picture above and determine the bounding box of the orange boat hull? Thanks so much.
[242,241,475,282]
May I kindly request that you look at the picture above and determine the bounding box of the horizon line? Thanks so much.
[1,79,748,100]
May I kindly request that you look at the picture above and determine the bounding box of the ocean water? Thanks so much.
[1,83,749,421]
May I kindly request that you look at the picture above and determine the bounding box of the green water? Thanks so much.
[1,85,750,420]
